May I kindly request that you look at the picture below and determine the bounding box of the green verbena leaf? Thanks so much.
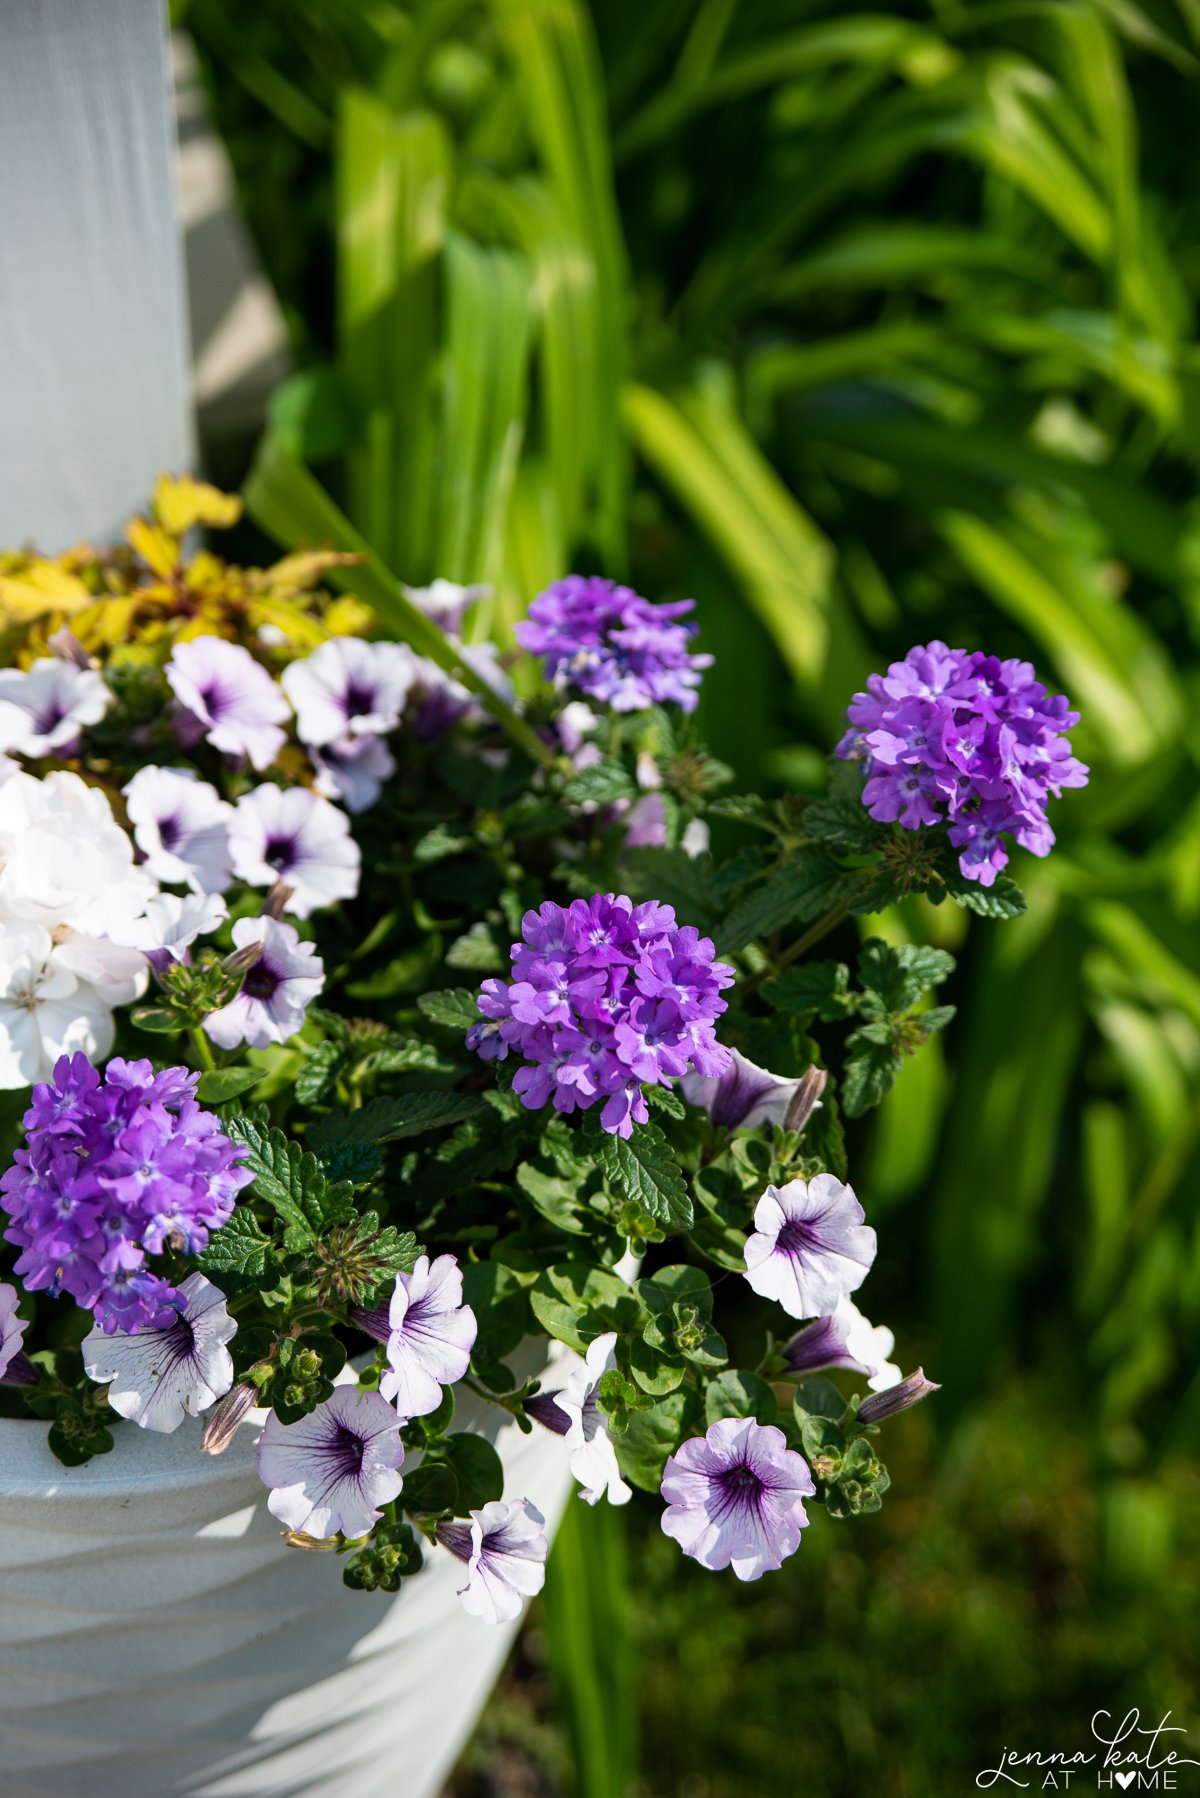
[196,1066,267,1105]
[309,1091,485,1148]
[600,1124,693,1230]
[417,988,482,1031]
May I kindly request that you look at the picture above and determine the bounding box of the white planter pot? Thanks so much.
[0,1342,574,1798]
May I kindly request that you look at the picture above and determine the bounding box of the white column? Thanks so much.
[0,0,193,549]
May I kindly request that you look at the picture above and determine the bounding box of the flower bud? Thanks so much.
[523,1391,572,1436]
[220,940,264,978]
[434,1519,473,1563]
[47,625,94,669]
[856,1367,940,1425]
[261,880,294,921]
[784,1065,827,1134]
[201,1381,258,1454]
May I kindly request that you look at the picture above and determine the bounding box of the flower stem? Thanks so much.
[190,1026,216,1073]
[770,898,852,977]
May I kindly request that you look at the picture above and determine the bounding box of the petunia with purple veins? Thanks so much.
[257,1384,405,1540]
[742,1174,877,1319]
[373,1254,478,1420]
[780,1295,900,1392]
[436,1498,549,1624]
[680,1048,819,1132]
[660,1416,815,1580]
[0,658,110,757]
[82,1271,236,1432]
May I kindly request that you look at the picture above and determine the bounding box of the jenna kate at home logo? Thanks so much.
[977,1712,1200,1789]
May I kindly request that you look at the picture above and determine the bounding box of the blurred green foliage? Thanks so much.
[180,0,1200,1789]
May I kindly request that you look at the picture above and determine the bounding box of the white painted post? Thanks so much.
[0,0,193,549]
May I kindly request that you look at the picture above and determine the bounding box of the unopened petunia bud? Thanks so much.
[220,940,264,978]
[260,880,294,921]
[784,1065,827,1134]
[0,1350,39,1388]
[201,1381,258,1454]
[47,625,95,669]
[856,1368,940,1425]
[523,1391,572,1436]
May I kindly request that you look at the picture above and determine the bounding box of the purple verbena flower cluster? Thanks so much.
[837,640,1089,885]
[467,895,734,1137]
[516,575,711,713]
[0,1052,251,1334]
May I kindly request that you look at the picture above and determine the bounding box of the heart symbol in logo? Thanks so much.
[1115,1774,1137,1790]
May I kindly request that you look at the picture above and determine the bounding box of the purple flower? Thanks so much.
[660,1417,815,1580]
[468,894,733,1138]
[311,733,396,813]
[857,1367,939,1423]
[680,1048,817,1132]
[0,1052,252,1334]
[166,636,290,771]
[203,916,324,1050]
[281,637,414,748]
[0,658,110,756]
[377,1254,478,1420]
[837,641,1088,885]
[516,575,711,713]
[436,1499,549,1624]
[82,1271,236,1432]
[257,1384,405,1540]
[0,1281,29,1381]
[780,1296,900,1391]
[403,579,491,638]
[122,765,234,894]
[228,784,360,917]
[552,1332,632,1507]
[742,1175,877,1319]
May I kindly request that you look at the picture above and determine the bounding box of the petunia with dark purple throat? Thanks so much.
[681,1050,826,1133]
[165,636,289,772]
[228,784,360,918]
[203,915,324,1051]
[436,1498,549,1624]
[82,1272,237,1432]
[257,1384,405,1540]
[742,1174,877,1319]
[660,1417,815,1580]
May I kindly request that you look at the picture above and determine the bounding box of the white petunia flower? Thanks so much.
[166,636,290,771]
[311,733,396,813]
[553,1332,633,1507]
[0,658,110,756]
[0,918,123,1089]
[82,1273,237,1433]
[0,769,158,938]
[122,765,234,894]
[781,1296,901,1392]
[109,889,228,960]
[403,579,491,639]
[0,1282,30,1382]
[228,783,360,918]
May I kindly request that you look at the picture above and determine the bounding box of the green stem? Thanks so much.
[772,898,851,975]
[190,1026,217,1073]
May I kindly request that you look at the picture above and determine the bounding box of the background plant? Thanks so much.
[170,1,1200,1791]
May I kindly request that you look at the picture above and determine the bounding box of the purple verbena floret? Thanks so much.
[0,1052,252,1334]
[516,575,711,713]
[836,641,1089,885]
[466,894,733,1137]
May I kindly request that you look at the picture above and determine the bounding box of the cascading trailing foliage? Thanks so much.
[0,479,1086,1609]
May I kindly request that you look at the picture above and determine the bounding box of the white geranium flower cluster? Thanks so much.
[0,771,155,1087]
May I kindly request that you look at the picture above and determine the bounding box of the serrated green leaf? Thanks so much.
[445,921,505,970]
[762,961,853,1020]
[197,1206,279,1285]
[841,1026,900,1118]
[945,871,1027,918]
[857,940,954,1014]
[802,793,881,853]
[600,1124,693,1230]
[715,858,849,954]
[294,1042,347,1106]
[564,758,635,806]
[309,1091,485,1149]
[620,845,716,931]
[418,988,483,1030]
[644,1083,686,1120]
[225,1115,354,1239]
